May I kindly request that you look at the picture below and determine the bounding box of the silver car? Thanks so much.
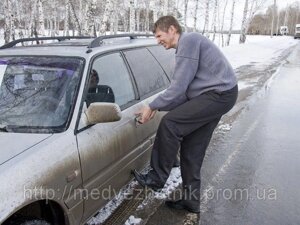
[0,35,175,225]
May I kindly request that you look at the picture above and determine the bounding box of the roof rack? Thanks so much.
[88,34,154,48]
[0,36,95,49]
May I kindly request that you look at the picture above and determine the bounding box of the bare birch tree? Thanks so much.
[4,0,12,43]
[15,0,24,39]
[152,0,161,22]
[64,0,70,36]
[163,0,169,15]
[226,0,236,46]
[9,0,16,41]
[111,0,119,34]
[240,0,268,43]
[145,1,150,33]
[29,0,38,37]
[202,0,210,35]
[37,0,45,36]
[136,6,141,32]
[193,0,200,32]
[220,0,229,47]
[270,0,276,37]
[183,0,189,31]
[129,0,135,33]
[99,0,114,35]
[68,0,81,35]
[240,0,249,43]
[211,0,218,42]
[173,0,181,19]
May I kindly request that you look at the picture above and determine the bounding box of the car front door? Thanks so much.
[76,51,160,221]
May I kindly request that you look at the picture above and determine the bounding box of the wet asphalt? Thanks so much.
[145,43,300,225]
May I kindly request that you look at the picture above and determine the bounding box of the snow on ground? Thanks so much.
[221,35,298,69]
[86,181,139,224]
[87,168,182,225]
[124,216,142,225]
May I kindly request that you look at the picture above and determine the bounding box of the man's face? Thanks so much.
[155,26,178,49]
[89,73,98,89]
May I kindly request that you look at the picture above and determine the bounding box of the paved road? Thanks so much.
[145,43,300,225]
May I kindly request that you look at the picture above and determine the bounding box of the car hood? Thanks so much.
[0,133,52,165]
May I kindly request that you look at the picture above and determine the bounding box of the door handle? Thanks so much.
[134,114,143,126]
[66,170,80,183]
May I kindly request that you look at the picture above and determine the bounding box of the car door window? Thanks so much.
[123,48,169,98]
[89,52,135,107]
[147,45,176,79]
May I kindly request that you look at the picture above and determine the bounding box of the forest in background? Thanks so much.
[0,0,299,47]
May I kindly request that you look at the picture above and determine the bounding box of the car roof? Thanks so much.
[0,35,158,58]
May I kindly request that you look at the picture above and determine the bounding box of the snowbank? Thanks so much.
[221,35,298,69]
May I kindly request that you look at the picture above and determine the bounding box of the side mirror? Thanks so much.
[82,102,122,125]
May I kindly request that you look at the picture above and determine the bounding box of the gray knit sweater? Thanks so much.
[149,32,237,111]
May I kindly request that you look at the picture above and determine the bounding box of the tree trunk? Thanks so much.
[15,0,23,38]
[239,0,248,44]
[99,0,114,35]
[29,0,38,37]
[37,0,45,36]
[220,0,229,47]
[153,0,159,22]
[145,1,150,33]
[193,0,200,32]
[183,0,189,31]
[136,7,141,32]
[129,0,135,33]
[64,0,70,36]
[9,0,16,41]
[112,0,119,34]
[211,0,218,42]
[202,0,210,35]
[69,0,82,36]
[270,0,276,37]
[163,0,169,16]
[88,0,97,36]
[226,0,236,46]
[4,0,11,43]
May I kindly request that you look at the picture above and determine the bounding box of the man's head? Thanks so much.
[152,16,182,49]
[89,69,99,90]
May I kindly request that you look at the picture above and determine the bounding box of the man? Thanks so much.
[86,69,115,106]
[133,16,238,213]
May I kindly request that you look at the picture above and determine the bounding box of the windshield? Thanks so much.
[296,27,300,32]
[0,56,84,133]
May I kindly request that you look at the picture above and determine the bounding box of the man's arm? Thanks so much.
[149,55,199,111]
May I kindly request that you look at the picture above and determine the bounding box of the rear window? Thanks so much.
[123,48,169,98]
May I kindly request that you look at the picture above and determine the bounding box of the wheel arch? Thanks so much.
[2,200,68,225]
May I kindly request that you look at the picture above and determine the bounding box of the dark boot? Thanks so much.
[132,169,164,191]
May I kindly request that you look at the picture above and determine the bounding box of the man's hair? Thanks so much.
[152,16,182,34]
[91,69,99,83]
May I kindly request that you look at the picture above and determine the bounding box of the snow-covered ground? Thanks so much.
[221,35,297,69]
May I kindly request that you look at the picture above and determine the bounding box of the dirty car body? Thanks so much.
[0,36,175,225]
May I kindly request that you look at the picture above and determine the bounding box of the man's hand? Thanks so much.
[135,105,157,124]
